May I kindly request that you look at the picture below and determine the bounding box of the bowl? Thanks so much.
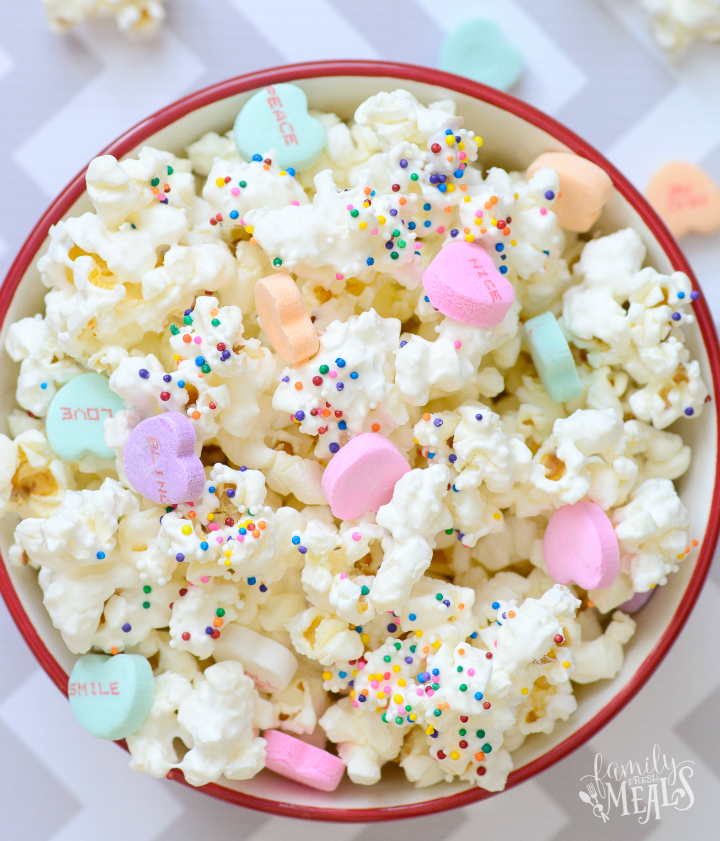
[0,60,718,822]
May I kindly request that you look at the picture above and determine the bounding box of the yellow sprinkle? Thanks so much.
[398,678,406,687]
[392,664,401,673]
[361,634,370,645]
[224,559,231,566]
[394,694,403,704]
[446,183,455,192]
[350,690,355,697]
[173,354,181,362]
[463,195,471,202]
[465,234,474,243]
[378,215,386,225]
[458,141,465,150]
[279,170,287,176]
[446,136,455,146]
[563,661,571,668]
[244,225,254,234]
[650,584,656,589]
[510,239,517,246]
[521,687,529,695]
[474,136,483,146]
[432,640,441,649]
[215,177,225,187]
[450,750,460,760]
[409,713,417,721]
[352,670,358,677]
[207,513,214,521]
[474,218,482,226]
[377,691,385,699]
[224,549,232,558]
[415,630,423,638]
[181,525,192,535]
[322,671,332,680]
[359,221,367,230]
[677,554,685,560]
[426,726,434,735]
[494,512,501,520]
[491,218,498,226]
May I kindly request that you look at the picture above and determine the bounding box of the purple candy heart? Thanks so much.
[124,413,205,505]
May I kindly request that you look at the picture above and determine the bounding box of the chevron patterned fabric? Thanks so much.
[1,0,719,835]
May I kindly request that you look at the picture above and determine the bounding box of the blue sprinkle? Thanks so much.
[178,380,185,388]
[298,546,307,554]
[450,228,459,237]
[474,691,483,700]
[424,220,432,227]
[248,577,257,585]
[367,257,375,266]
[40,382,47,390]
[423,202,431,211]
[408,221,416,230]
[122,623,132,633]
[454,169,463,178]
[349,372,358,380]
[445,129,453,135]
[329,442,340,453]
[356,626,363,633]
[139,369,149,379]
[286,167,295,176]
[449,454,457,463]
[408,613,416,621]
[438,184,447,193]
[252,154,262,161]
[96,551,105,560]
[499,265,508,274]
[470,632,478,639]
[209,486,216,493]
[338,671,347,678]
[239,528,247,535]
[432,668,439,676]
[195,356,205,367]
[200,541,209,550]
[176,553,185,562]
[229,210,239,220]
[336,382,344,391]
[338,420,347,430]
[495,243,504,252]
[424,295,429,302]
[677,291,685,299]
[335,358,346,368]
[295,410,305,421]
[492,601,500,610]
[387,623,397,632]
[428,453,435,459]
[452,484,458,492]
[292,536,301,545]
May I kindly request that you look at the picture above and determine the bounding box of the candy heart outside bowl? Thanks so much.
[0,61,718,822]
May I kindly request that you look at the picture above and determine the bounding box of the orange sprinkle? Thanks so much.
[361,689,369,696]
[152,187,160,196]
[693,539,699,547]
[364,187,372,195]
[484,201,491,210]
[263,164,270,170]
[423,645,430,653]
[458,648,465,655]
[686,546,690,554]
[323,409,331,417]
[372,423,380,432]
[252,530,261,538]
[258,521,267,530]
[480,227,487,234]
[183,334,192,343]
[213,617,223,627]
[458,603,464,609]
[249,237,257,244]
[463,227,470,234]
[444,206,452,213]
[111,647,119,655]
[192,411,201,420]
[587,600,595,608]
[503,228,511,236]
[399,197,407,205]
[475,752,485,761]
[295,382,303,391]
[508,610,515,618]
[423,413,431,421]
[210,308,218,316]
[491,196,498,205]
[460,184,467,191]
[188,511,197,519]
[447,155,453,161]
[198,373,204,379]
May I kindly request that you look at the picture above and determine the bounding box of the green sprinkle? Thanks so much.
[482,743,492,753]
[457,666,463,672]
[445,528,453,534]
[410,173,419,181]
[459,728,466,736]
[167,166,174,175]
[216,608,225,617]
[436,593,443,601]
[183,316,193,325]
[394,642,401,650]
[273,258,283,267]
[211,318,220,327]
[151,178,160,187]
[382,713,388,722]
[239,180,247,188]
[350,209,359,217]
[405,705,411,712]
[143,585,152,594]
[392,229,400,238]
[409,645,416,652]
[165,506,173,513]
[476,730,485,739]
[170,324,179,335]
[459,683,467,691]
[319,364,329,375]
[142,601,150,609]
[432,683,439,690]
[360,585,370,596]
[398,240,406,248]
[201,363,211,374]
[395,716,404,725]
[390,251,399,260]
[434,709,442,717]
[383,655,391,663]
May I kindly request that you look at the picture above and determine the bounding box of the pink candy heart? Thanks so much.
[543,500,619,590]
[422,241,515,327]
[321,433,410,521]
[264,729,345,792]
[124,413,205,505]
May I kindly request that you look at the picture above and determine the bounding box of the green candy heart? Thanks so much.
[524,311,582,404]
[439,18,524,92]
[68,654,154,741]
[233,83,325,171]
[46,372,124,461]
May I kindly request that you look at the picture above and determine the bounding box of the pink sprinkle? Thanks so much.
[291,200,300,206]
[352,700,359,707]
[231,187,240,196]
[336,273,344,281]
[459,152,467,161]
[188,581,195,587]
[371,680,379,689]
[475,210,483,217]
[427,688,434,697]
[437,226,445,234]
[200,575,209,584]
[329,371,337,379]
[454,340,462,349]
[194,336,202,344]
[494,640,498,647]
[352,532,361,541]
[371,227,379,235]
[416,688,424,696]
[187,501,194,507]
[216,537,223,544]
[238,536,244,542]
[468,668,475,676]
[357,661,366,670]
[240,219,245,226]
[340,573,347,579]
[540,207,548,216]
[384,685,391,693]
[415,241,423,247]
[347,204,354,211]
[208,523,220,532]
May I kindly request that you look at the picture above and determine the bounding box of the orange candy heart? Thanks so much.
[254,273,319,365]
[645,161,720,239]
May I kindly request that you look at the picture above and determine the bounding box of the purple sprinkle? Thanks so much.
[139,369,149,379]
[329,442,340,453]
[336,382,344,391]
[449,454,457,463]
[399,159,408,168]
[438,174,447,183]
[358,694,366,702]
[385,240,394,250]
[205,627,214,635]
[221,350,231,361]
[259,584,267,592]
[176,553,185,562]
[685,407,694,416]
[431,731,439,738]
[184,309,193,316]
[387,623,397,632]
[390,208,398,216]
[240,466,247,472]
[400,340,407,348]
[450,229,459,237]
[443,599,451,607]
[455,135,461,143]
[163,374,172,383]
[298,545,307,554]
[295,410,306,421]
[122,623,132,633]
[429,173,439,184]
[226,489,236,498]
[475,414,483,421]
[691,290,700,300]
[434,418,443,427]
[545,190,555,200]
[502,612,507,619]
[672,312,681,321]
[405,656,413,664]
[282,376,290,382]
[457,533,464,541]
[348,680,354,687]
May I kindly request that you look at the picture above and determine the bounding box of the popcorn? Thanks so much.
[41,0,167,38]
[287,607,364,666]
[267,668,329,736]
[641,0,720,51]
[168,579,241,659]
[570,611,636,683]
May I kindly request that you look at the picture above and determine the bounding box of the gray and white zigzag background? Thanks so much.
[1,0,720,837]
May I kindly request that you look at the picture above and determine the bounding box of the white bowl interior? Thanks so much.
[0,74,715,812]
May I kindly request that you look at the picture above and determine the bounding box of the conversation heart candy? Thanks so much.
[255,273,319,364]
[422,242,515,327]
[524,311,582,403]
[124,412,205,505]
[527,152,614,233]
[645,160,720,239]
[212,624,298,694]
[544,501,620,591]
[321,433,410,521]
[46,372,124,461]
[68,653,154,740]
[439,18,524,91]
[619,588,655,614]
[264,729,345,792]
[234,83,325,171]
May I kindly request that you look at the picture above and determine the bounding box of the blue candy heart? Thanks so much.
[524,311,582,404]
[439,18,524,92]
[234,83,325,171]
[46,372,124,461]
[68,653,154,740]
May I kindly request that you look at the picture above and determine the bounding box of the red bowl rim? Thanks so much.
[1,59,718,823]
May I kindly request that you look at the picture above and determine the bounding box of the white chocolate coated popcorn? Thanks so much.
[641,0,720,50]
[42,0,167,38]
